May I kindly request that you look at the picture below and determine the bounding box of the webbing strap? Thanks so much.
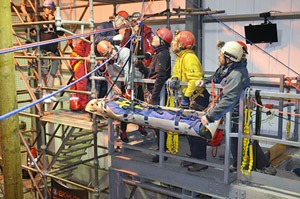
[174,110,183,130]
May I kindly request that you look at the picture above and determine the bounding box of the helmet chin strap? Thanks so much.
[222,57,232,70]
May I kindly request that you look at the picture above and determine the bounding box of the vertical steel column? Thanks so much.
[236,91,245,181]
[224,112,231,183]
[88,1,99,198]
[294,76,300,141]
[166,0,171,30]
[0,1,24,198]
[35,1,48,198]
[185,0,202,58]
[277,75,284,139]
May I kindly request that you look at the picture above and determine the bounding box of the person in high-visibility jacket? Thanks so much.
[169,31,210,172]
[70,37,91,110]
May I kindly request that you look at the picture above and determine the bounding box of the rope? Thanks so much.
[241,108,253,175]
[0,35,134,121]
[166,96,179,154]
[0,23,135,55]
[251,100,300,116]
[284,77,300,91]
[186,0,300,76]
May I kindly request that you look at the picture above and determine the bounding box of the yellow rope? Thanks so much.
[241,108,253,175]
[166,96,179,154]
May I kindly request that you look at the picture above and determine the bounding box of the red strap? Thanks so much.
[211,77,217,107]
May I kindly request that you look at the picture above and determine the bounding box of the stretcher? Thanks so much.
[85,97,220,141]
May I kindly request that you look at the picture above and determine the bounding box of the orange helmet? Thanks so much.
[176,31,195,50]
[236,41,248,54]
[116,10,129,20]
[156,28,173,44]
[97,40,113,57]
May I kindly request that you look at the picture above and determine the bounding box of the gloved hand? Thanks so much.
[180,96,190,109]
[134,60,144,72]
[124,89,132,100]
[145,49,154,60]
[113,34,124,41]
[169,78,178,90]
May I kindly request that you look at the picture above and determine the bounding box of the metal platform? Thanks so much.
[41,110,107,130]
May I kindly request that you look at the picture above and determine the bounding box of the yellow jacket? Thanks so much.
[171,49,205,97]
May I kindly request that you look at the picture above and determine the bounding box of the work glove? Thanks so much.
[113,34,125,41]
[134,60,145,73]
[180,96,190,109]
[145,49,154,60]
[169,78,178,90]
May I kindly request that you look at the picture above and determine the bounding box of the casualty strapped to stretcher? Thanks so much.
[85,97,220,143]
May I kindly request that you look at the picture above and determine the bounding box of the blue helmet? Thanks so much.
[43,0,56,8]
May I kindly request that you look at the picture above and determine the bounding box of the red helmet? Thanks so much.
[116,10,129,20]
[97,40,113,57]
[236,41,248,54]
[156,28,173,44]
[176,31,195,50]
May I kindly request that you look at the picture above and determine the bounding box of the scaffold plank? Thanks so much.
[41,110,93,130]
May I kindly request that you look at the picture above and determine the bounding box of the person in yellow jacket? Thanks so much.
[169,31,210,172]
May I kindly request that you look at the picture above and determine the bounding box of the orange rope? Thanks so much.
[202,90,223,112]
[211,78,217,107]
[285,77,300,91]
[252,100,300,116]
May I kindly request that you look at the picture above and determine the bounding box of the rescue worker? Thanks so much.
[135,28,173,162]
[94,11,130,99]
[196,41,276,175]
[169,31,210,171]
[69,37,91,110]
[30,0,64,102]
[121,12,155,68]
[97,40,147,143]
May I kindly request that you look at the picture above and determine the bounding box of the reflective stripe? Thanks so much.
[72,51,83,71]
[73,60,83,71]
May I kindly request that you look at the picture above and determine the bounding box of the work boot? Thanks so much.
[229,165,237,172]
[138,127,148,136]
[119,132,129,143]
[260,166,277,176]
[152,155,168,163]
[180,161,193,167]
[187,163,208,172]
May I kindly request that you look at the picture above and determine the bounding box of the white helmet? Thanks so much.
[221,41,244,62]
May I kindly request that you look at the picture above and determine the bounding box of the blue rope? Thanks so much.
[187,0,300,76]
[0,24,132,55]
[0,35,135,121]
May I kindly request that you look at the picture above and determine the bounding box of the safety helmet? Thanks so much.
[131,12,141,21]
[43,0,56,7]
[156,28,173,44]
[176,31,195,50]
[116,10,129,20]
[97,40,113,57]
[221,41,244,62]
[236,41,248,54]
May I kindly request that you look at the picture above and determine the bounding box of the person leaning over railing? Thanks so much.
[195,40,276,175]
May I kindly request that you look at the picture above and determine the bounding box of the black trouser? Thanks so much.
[231,112,269,169]
[188,89,210,160]
[95,80,107,98]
